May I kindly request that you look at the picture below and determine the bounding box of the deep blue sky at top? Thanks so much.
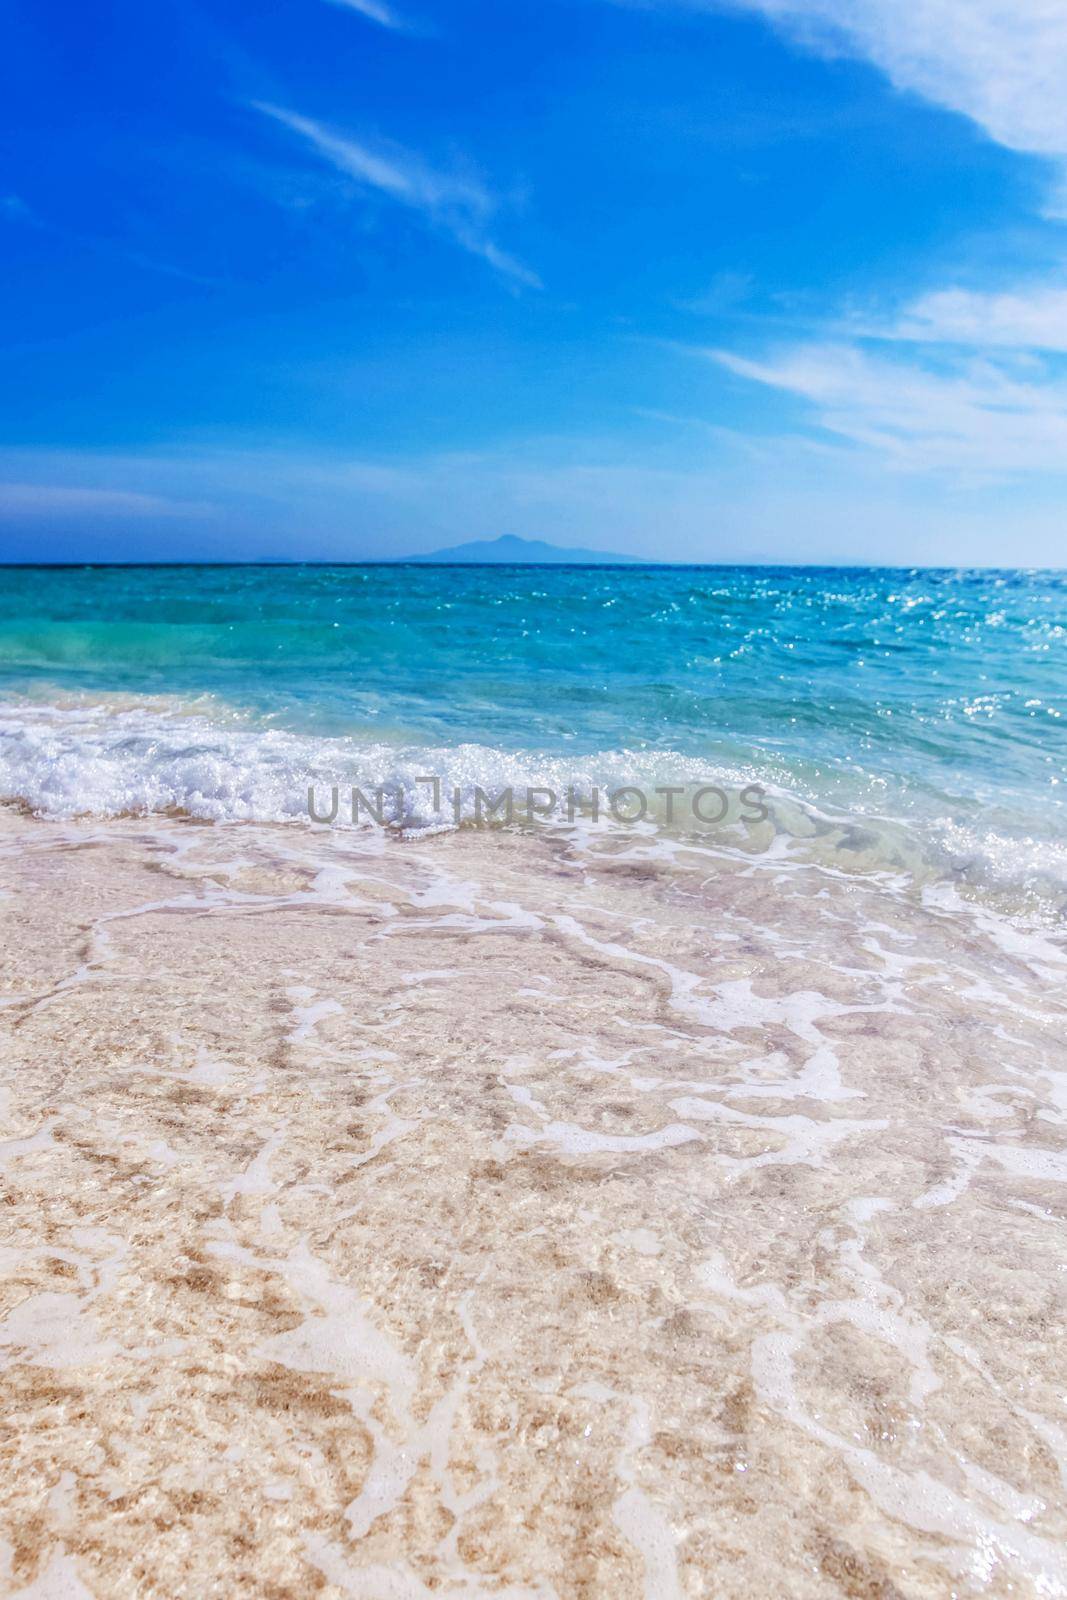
[2,0,1066,562]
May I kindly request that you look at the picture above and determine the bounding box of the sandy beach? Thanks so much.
[2,809,1066,1597]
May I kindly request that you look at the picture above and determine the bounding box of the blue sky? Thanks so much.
[3,0,1067,563]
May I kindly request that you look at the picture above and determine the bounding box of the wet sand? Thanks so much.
[2,811,1067,1598]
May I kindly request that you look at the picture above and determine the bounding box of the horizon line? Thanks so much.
[1,560,1063,573]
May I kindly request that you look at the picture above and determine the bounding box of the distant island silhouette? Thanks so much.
[402,534,648,565]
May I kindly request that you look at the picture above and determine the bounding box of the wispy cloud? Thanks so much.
[866,284,1067,353]
[1,193,38,225]
[646,0,1067,173]
[322,0,408,29]
[5,440,1062,565]
[712,339,1067,476]
[676,269,754,316]
[0,483,212,519]
[1,189,217,284]
[253,103,540,288]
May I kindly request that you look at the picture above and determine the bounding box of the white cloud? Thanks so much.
[713,339,1067,474]
[0,484,211,518]
[676,0,1067,167]
[254,103,540,288]
[323,0,406,30]
[871,284,1067,352]
[2,440,1064,565]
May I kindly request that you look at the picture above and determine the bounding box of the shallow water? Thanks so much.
[1,811,1066,1596]
[2,564,1067,1595]
[0,564,1064,912]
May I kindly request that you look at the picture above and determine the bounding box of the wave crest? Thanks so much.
[2,697,1065,920]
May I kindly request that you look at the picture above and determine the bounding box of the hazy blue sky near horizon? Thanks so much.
[3,0,1067,565]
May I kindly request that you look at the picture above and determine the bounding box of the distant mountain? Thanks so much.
[401,534,648,565]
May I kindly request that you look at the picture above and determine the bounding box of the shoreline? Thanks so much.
[2,812,1067,1596]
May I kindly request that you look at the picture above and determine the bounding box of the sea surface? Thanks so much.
[4,564,1067,1595]
[0,562,1064,915]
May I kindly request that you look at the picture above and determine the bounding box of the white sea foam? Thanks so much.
[0,697,763,828]
[1,696,1065,915]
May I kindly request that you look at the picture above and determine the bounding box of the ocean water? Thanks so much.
[4,568,1067,1593]
[0,562,1064,913]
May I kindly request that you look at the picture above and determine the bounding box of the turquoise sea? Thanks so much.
[0,563,1064,912]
